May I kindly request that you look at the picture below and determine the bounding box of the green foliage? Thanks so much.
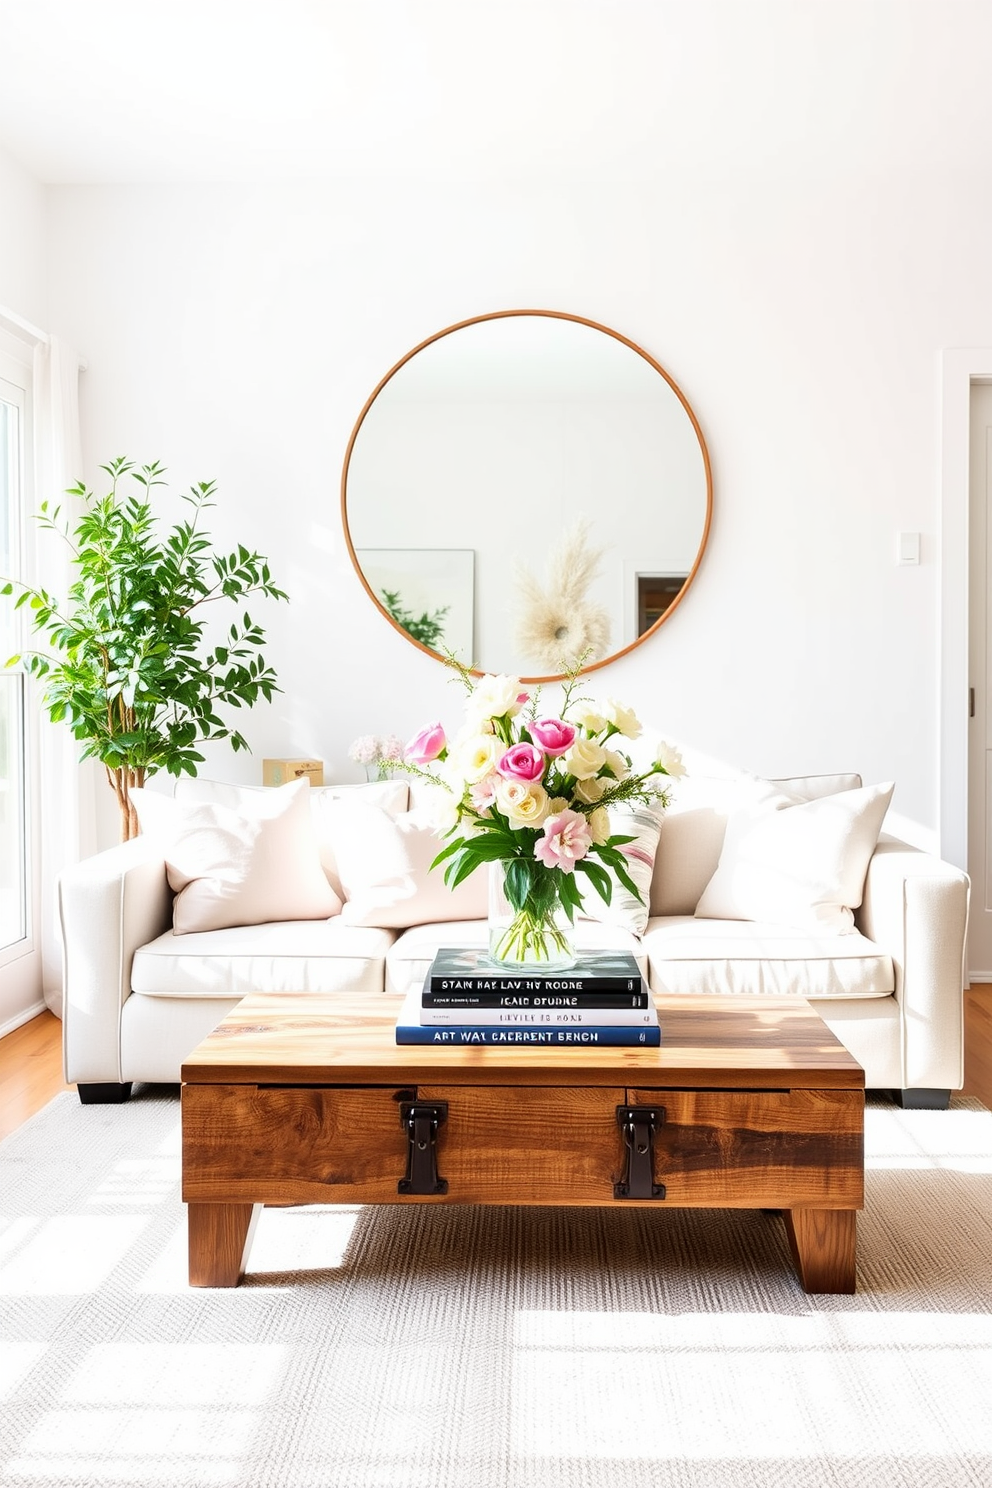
[1,457,287,831]
[380,588,449,649]
[433,821,640,922]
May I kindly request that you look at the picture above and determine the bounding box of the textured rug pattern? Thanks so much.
[1,1091,991,1487]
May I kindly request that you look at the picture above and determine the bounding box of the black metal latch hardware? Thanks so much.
[614,1105,666,1199]
[398,1102,448,1195]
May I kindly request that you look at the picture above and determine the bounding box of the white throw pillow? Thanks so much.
[650,773,799,917]
[693,781,894,934]
[580,803,665,935]
[173,775,410,900]
[132,778,341,934]
[331,802,489,928]
[308,781,410,898]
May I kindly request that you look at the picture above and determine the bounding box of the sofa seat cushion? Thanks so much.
[131,919,395,998]
[642,915,894,999]
[385,919,648,997]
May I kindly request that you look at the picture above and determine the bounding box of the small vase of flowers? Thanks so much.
[348,733,406,782]
[403,669,685,970]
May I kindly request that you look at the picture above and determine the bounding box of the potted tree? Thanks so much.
[2,458,287,840]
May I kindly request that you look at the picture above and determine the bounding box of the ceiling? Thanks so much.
[0,0,990,186]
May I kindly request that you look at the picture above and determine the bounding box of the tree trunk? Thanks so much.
[107,765,147,841]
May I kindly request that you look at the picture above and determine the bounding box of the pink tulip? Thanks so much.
[529,717,577,757]
[497,742,546,782]
[534,809,593,872]
[405,722,446,765]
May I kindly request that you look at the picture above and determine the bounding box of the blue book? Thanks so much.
[396,991,661,1046]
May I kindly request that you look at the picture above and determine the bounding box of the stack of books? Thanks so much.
[395,948,661,1046]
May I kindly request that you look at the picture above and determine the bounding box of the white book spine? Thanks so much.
[418,1005,657,1027]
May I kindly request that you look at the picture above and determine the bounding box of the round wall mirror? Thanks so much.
[341,309,712,681]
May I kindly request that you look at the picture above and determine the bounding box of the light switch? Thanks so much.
[898,531,921,565]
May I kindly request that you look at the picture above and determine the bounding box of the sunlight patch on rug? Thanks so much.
[0,1215,149,1295]
[9,1409,257,1486]
[510,1309,992,1459]
[864,1103,992,1171]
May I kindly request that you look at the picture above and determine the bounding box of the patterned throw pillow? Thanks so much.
[579,802,665,936]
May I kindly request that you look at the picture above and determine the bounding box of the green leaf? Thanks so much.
[576,857,613,905]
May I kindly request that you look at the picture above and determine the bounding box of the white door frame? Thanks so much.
[941,349,992,871]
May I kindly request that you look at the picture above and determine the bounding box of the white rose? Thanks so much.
[436,756,470,797]
[574,775,606,804]
[452,733,502,783]
[467,674,525,722]
[604,699,642,740]
[495,778,549,827]
[453,716,495,744]
[563,738,606,780]
[655,739,687,779]
[572,704,607,735]
[422,787,461,836]
[605,750,630,782]
[588,806,611,845]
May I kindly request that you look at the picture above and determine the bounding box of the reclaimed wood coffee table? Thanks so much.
[181,991,864,1293]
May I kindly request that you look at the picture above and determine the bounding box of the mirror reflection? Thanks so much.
[342,311,712,680]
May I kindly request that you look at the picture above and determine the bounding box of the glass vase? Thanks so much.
[487,860,577,971]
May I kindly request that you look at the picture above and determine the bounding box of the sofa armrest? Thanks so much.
[59,838,174,1086]
[856,835,970,1090]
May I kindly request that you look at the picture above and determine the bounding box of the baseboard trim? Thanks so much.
[0,999,49,1040]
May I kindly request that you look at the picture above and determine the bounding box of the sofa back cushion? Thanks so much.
[649,772,863,917]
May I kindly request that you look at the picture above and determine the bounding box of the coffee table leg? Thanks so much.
[188,1202,261,1287]
[783,1208,856,1294]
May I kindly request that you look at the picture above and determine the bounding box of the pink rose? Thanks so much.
[497,742,546,782]
[405,722,446,765]
[534,809,593,873]
[529,717,577,757]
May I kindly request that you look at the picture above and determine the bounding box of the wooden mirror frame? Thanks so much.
[341,308,713,681]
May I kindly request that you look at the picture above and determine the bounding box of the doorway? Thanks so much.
[968,383,992,977]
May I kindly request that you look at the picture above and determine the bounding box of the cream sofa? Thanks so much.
[58,771,969,1109]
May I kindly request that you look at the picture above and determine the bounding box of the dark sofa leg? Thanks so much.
[894,1088,951,1110]
[77,1082,133,1105]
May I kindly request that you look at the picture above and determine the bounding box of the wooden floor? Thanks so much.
[3,990,992,1139]
[0,1010,72,1139]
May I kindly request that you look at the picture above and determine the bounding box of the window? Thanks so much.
[0,359,37,1001]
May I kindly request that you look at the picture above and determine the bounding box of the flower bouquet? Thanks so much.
[404,670,685,970]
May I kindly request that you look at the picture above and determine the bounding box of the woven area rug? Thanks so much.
[1,1091,991,1488]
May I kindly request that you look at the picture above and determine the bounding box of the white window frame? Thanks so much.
[0,340,42,1024]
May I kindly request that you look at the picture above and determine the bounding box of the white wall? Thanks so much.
[0,144,47,327]
[42,168,992,850]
